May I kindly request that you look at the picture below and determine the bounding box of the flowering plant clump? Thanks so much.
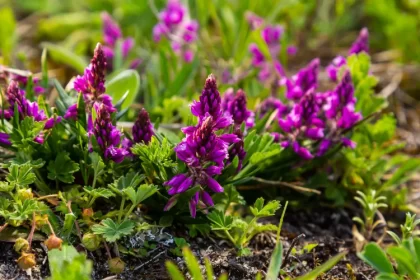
[153,0,199,62]
[0,2,418,278]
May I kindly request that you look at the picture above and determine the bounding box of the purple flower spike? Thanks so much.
[191,74,223,122]
[0,132,11,146]
[44,116,62,130]
[132,108,154,144]
[153,0,198,63]
[64,104,78,120]
[227,128,246,172]
[282,58,320,101]
[245,11,264,30]
[326,56,346,82]
[165,75,243,217]
[227,89,252,126]
[349,28,369,55]
[93,104,128,163]
[122,37,134,58]
[101,12,122,47]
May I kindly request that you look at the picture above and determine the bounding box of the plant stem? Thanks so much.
[124,204,137,221]
[27,212,37,250]
[224,229,237,247]
[241,217,257,247]
[103,242,112,259]
[0,223,8,233]
[88,196,96,207]
[118,197,126,223]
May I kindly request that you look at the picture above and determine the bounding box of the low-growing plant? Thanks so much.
[352,190,388,242]
[358,239,420,280]
[208,197,280,256]
[387,213,420,245]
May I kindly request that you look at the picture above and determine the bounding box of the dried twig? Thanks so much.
[281,233,306,269]
[242,177,321,195]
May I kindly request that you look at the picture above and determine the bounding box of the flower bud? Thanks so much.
[17,252,36,270]
[34,214,49,229]
[44,234,63,250]
[82,208,94,219]
[108,257,125,274]
[14,238,29,253]
[17,189,33,201]
[82,233,101,251]
[8,219,23,227]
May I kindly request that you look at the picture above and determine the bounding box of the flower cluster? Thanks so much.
[277,69,362,159]
[1,81,61,145]
[327,28,369,81]
[280,58,320,101]
[221,89,252,171]
[164,75,239,217]
[123,108,155,152]
[0,67,46,95]
[65,44,115,120]
[153,0,199,62]
[93,104,128,163]
[247,13,296,83]
[101,12,141,70]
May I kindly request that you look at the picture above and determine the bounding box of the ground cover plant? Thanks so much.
[0,0,419,279]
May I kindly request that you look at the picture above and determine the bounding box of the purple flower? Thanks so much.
[101,12,122,47]
[257,97,288,118]
[73,44,115,113]
[227,128,246,172]
[191,74,224,123]
[165,75,241,217]
[0,133,11,146]
[249,44,265,67]
[262,25,283,55]
[287,46,297,56]
[132,108,154,144]
[64,104,78,120]
[93,104,128,163]
[349,28,369,55]
[44,116,62,130]
[153,0,199,63]
[245,11,264,30]
[278,89,325,159]
[281,58,320,100]
[326,56,346,82]
[226,89,252,126]
[6,80,47,121]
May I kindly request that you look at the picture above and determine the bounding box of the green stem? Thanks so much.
[240,217,257,247]
[224,229,237,247]
[88,196,96,208]
[118,198,126,223]
[92,174,97,189]
[124,204,137,221]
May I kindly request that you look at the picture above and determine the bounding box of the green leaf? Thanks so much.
[9,117,44,148]
[183,247,203,280]
[7,163,36,188]
[91,218,134,242]
[250,198,281,218]
[295,252,346,280]
[266,242,283,280]
[207,210,234,231]
[83,187,115,199]
[0,7,16,64]
[105,70,140,111]
[41,42,88,73]
[387,246,418,279]
[358,243,394,274]
[9,199,38,221]
[47,152,80,184]
[90,152,105,179]
[166,57,199,99]
[48,245,92,280]
[109,172,144,195]
[382,158,420,189]
[61,213,76,238]
[165,261,185,280]
[122,184,158,205]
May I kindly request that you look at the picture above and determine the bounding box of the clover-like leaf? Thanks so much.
[83,187,115,199]
[90,152,105,179]
[7,163,36,188]
[250,198,281,218]
[9,199,38,221]
[91,218,135,242]
[122,184,158,205]
[207,210,234,231]
[47,152,80,184]
[109,172,144,195]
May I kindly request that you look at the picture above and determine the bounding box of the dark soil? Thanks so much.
[0,207,378,280]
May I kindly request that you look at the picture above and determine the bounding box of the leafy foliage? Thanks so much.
[48,245,92,280]
[91,218,135,242]
[47,152,80,184]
